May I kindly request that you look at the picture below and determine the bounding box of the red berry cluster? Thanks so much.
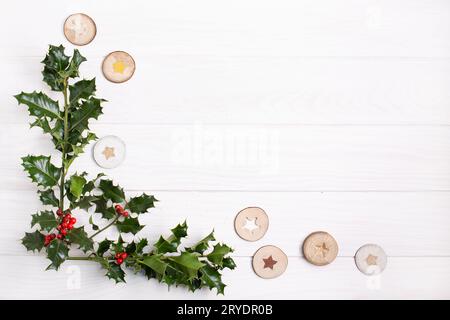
[115,252,128,265]
[44,233,56,246]
[44,209,77,246]
[114,204,129,217]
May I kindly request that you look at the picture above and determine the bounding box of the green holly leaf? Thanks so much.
[46,240,69,270]
[140,254,167,275]
[116,217,144,235]
[38,189,59,207]
[221,257,237,270]
[93,197,116,220]
[186,231,215,254]
[76,195,98,210]
[207,243,233,266]
[21,155,61,188]
[98,179,125,204]
[31,211,58,232]
[41,45,70,91]
[126,194,157,214]
[169,252,205,279]
[163,261,190,286]
[63,49,86,78]
[69,97,104,134]
[15,91,62,120]
[135,238,148,255]
[69,78,96,104]
[154,221,187,254]
[200,263,226,295]
[21,231,45,252]
[97,239,112,257]
[104,261,126,283]
[69,174,87,199]
[66,227,94,253]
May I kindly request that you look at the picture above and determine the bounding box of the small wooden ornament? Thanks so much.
[102,51,136,83]
[252,245,288,279]
[234,207,269,241]
[63,13,97,46]
[93,135,126,169]
[302,231,338,266]
[355,244,387,275]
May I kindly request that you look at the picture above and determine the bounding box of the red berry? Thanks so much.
[121,252,128,259]
[57,234,63,239]
[122,211,129,217]
[57,225,62,231]
[70,217,76,225]
[56,209,63,216]
[67,224,74,230]
[50,234,56,239]
[116,258,123,264]
[115,253,121,259]
[61,229,68,236]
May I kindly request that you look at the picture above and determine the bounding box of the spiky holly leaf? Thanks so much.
[69,78,96,105]
[93,197,116,220]
[97,239,112,257]
[116,217,144,235]
[21,155,61,188]
[62,49,86,79]
[76,195,98,210]
[154,221,188,254]
[168,252,205,280]
[38,189,59,207]
[207,243,233,266]
[15,91,61,120]
[69,97,103,135]
[221,257,237,270]
[200,263,226,295]
[98,179,125,204]
[126,194,157,214]
[66,227,94,253]
[22,231,45,252]
[46,240,69,270]
[41,45,70,91]
[69,174,87,199]
[163,261,190,286]
[186,231,215,254]
[140,254,167,275]
[105,261,126,283]
[31,211,58,232]
[135,238,148,255]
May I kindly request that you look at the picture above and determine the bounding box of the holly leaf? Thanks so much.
[200,263,226,295]
[207,243,233,266]
[98,180,125,204]
[66,227,94,253]
[46,240,69,270]
[169,252,205,280]
[93,197,116,220]
[69,78,96,104]
[186,231,215,254]
[154,221,188,254]
[63,49,86,78]
[38,189,59,207]
[104,261,126,283]
[21,231,45,252]
[69,97,103,134]
[41,45,70,91]
[97,239,112,257]
[76,195,98,210]
[15,91,61,120]
[221,257,236,270]
[116,217,144,235]
[21,155,61,188]
[140,254,167,275]
[31,211,58,232]
[126,194,157,214]
[69,174,87,199]
[135,238,148,255]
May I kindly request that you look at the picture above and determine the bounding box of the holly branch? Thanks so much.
[16,45,235,294]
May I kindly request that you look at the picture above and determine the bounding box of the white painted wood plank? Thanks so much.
[2,190,449,257]
[2,124,450,191]
[3,57,450,125]
[2,0,450,58]
[0,256,448,299]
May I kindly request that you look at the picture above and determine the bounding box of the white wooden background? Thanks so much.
[1,0,450,299]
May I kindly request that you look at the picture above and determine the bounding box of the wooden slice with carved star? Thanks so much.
[102,51,136,83]
[93,135,126,169]
[252,245,288,279]
[63,13,97,46]
[355,244,387,275]
[234,207,269,241]
[302,231,339,266]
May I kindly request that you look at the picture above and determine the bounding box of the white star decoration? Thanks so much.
[242,217,259,233]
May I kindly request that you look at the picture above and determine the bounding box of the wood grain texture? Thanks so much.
[0,0,449,299]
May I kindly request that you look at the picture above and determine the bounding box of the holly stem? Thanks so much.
[89,216,119,239]
[59,77,70,211]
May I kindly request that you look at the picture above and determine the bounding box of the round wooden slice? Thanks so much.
[102,51,136,83]
[302,231,338,266]
[252,245,288,279]
[93,135,126,169]
[234,207,269,241]
[63,13,97,46]
[355,244,387,275]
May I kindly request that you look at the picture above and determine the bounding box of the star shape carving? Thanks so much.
[113,60,126,74]
[242,217,259,233]
[366,254,378,266]
[263,255,278,270]
[314,242,329,258]
[102,146,116,160]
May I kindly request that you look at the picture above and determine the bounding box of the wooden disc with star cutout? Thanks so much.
[234,207,269,242]
[63,13,97,46]
[252,245,288,279]
[302,231,339,266]
[93,135,126,169]
[102,51,136,83]
[355,244,387,275]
